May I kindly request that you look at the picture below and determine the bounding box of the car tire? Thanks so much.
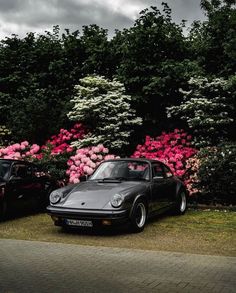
[174,190,187,215]
[130,199,147,233]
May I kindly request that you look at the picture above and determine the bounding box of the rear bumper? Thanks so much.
[47,205,130,227]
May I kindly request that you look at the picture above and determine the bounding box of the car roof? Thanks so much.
[0,158,33,165]
[104,158,164,165]
[0,157,164,165]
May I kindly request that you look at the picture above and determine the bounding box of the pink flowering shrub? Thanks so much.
[132,129,198,194]
[0,141,40,160]
[33,123,86,180]
[42,123,86,155]
[184,156,201,196]
[0,126,200,195]
[0,125,117,184]
[0,123,86,161]
[67,144,119,183]
[0,123,86,180]
[0,124,119,184]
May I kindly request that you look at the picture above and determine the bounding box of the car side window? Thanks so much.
[152,163,165,179]
[162,165,173,178]
[11,164,32,179]
[0,162,11,180]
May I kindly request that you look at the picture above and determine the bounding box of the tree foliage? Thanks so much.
[0,26,113,144]
[0,27,84,143]
[190,0,236,76]
[0,1,235,148]
[80,25,114,78]
[113,5,202,135]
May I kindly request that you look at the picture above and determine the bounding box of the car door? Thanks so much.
[7,163,30,211]
[150,162,170,211]
[7,163,39,211]
[161,164,177,205]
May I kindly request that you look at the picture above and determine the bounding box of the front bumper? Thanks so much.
[47,205,130,227]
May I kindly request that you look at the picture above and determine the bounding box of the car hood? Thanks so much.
[57,180,148,210]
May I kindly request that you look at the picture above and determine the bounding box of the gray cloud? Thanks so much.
[0,0,205,39]
[0,0,24,12]
[126,0,205,26]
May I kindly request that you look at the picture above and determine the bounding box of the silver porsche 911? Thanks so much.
[47,158,188,232]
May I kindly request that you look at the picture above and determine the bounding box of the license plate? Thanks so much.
[65,219,93,227]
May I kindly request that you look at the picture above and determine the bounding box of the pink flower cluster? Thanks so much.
[132,129,197,179]
[184,157,201,195]
[0,141,40,160]
[67,144,119,183]
[43,123,86,154]
[0,123,86,161]
[0,126,200,195]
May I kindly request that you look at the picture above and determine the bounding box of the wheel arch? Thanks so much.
[176,182,188,198]
[129,194,148,218]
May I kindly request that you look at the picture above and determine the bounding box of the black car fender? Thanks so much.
[129,194,148,218]
[175,181,188,199]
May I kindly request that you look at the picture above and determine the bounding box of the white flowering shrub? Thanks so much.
[67,76,142,152]
[167,77,234,147]
[0,125,12,147]
[196,143,236,205]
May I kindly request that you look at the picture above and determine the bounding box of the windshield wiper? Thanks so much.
[98,177,127,182]
[113,177,128,181]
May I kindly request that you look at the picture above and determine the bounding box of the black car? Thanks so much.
[0,159,56,219]
[47,158,188,232]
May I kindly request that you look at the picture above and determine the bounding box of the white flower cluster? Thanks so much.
[68,76,142,151]
[166,77,234,147]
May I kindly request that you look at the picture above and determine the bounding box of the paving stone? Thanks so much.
[0,239,235,293]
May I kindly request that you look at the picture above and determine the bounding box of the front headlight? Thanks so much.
[111,194,124,208]
[49,190,62,204]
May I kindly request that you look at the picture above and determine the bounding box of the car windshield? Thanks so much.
[0,161,11,181]
[89,160,150,181]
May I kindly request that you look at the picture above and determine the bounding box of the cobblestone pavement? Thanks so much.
[0,239,235,293]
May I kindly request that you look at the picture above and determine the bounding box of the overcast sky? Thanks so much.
[0,0,206,39]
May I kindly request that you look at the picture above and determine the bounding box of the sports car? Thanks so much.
[47,158,188,232]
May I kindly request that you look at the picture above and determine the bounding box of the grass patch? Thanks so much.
[0,210,235,256]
